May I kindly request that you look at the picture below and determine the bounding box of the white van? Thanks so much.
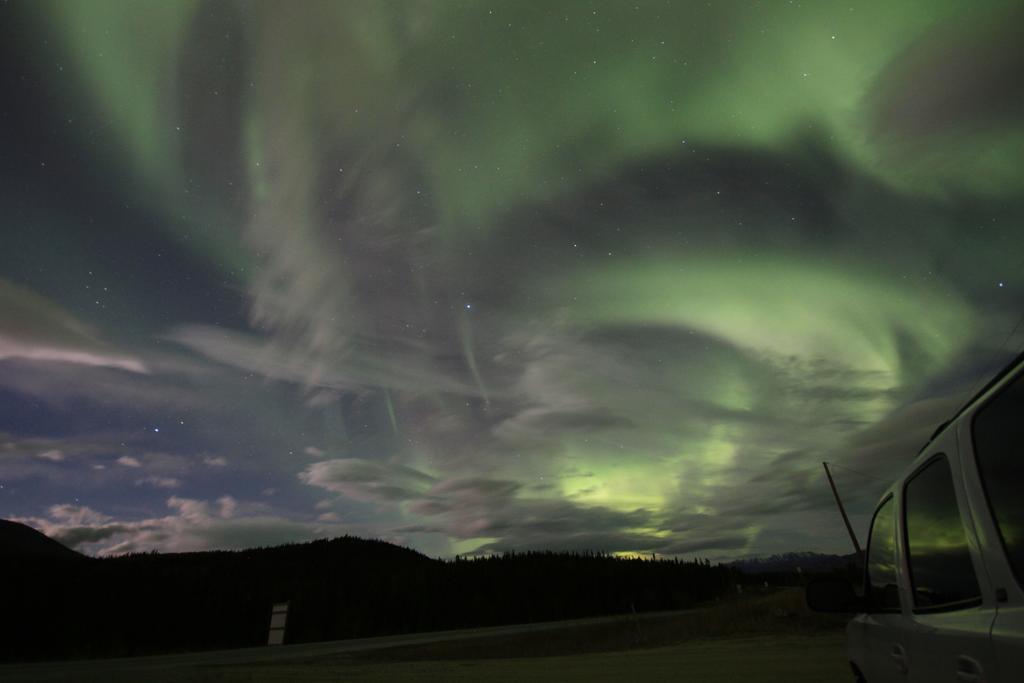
[808,352,1024,682]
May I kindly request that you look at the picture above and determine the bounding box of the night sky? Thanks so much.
[1,0,1022,559]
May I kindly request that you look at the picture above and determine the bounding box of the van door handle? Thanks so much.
[955,655,983,683]
[890,644,908,674]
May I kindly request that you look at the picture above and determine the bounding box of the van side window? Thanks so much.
[973,370,1024,585]
[904,455,981,610]
[866,496,900,611]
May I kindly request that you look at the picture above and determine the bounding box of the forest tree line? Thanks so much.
[4,535,746,662]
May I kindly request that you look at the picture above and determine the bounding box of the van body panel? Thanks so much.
[906,608,996,683]
[991,607,1024,683]
[849,613,907,682]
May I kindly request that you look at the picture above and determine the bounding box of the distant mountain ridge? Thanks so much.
[0,519,83,560]
[728,551,858,574]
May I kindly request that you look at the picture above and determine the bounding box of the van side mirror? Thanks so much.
[806,577,864,613]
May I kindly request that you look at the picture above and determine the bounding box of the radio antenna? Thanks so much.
[823,461,863,560]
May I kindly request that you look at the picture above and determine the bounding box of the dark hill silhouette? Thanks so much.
[2,527,738,663]
[0,519,84,560]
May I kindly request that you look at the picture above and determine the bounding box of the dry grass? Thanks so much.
[207,633,851,683]
[341,587,846,661]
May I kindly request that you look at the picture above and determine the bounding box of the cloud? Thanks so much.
[2,433,113,465]
[117,456,142,468]
[13,497,344,556]
[217,495,238,518]
[54,523,136,549]
[48,503,112,526]
[428,477,522,502]
[203,456,228,467]
[135,476,181,489]
[0,336,147,373]
[166,324,480,396]
[299,459,436,503]
[443,498,653,542]
[297,463,718,557]
[0,279,147,373]
[827,390,966,499]
[0,355,209,413]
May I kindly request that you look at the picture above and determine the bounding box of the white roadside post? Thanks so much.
[267,602,289,645]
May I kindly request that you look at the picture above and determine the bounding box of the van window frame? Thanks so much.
[864,493,901,614]
[901,453,983,615]
[970,367,1024,592]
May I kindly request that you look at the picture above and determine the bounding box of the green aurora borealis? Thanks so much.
[1,0,1022,557]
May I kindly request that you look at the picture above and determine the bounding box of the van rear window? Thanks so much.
[973,370,1024,587]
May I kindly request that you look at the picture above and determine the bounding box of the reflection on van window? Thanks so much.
[867,496,900,611]
[904,455,980,609]
[973,371,1024,585]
